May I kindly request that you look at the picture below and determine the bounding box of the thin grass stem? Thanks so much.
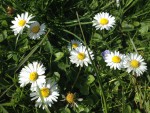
[129,36,138,53]
[71,67,82,89]
[128,32,138,53]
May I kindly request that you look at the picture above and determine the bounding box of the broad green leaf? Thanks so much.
[60,108,71,113]
[133,21,140,27]
[58,62,70,71]
[53,72,60,82]
[145,101,150,113]
[86,75,95,85]
[0,30,7,42]
[0,105,9,113]
[93,33,102,39]
[0,34,4,42]
[139,23,149,34]
[112,81,120,93]
[133,109,141,113]
[1,20,8,27]
[122,21,134,31]
[44,39,53,54]
[134,92,140,103]
[123,105,131,113]
[54,52,64,61]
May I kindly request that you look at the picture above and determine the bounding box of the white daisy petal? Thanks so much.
[68,40,82,51]
[69,46,94,67]
[18,61,46,91]
[28,21,46,40]
[30,79,59,109]
[10,12,34,35]
[123,53,147,76]
[105,51,125,70]
[92,12,115,30]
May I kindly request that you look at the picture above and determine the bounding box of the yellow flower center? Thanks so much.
[99,18,109,25]
[29,72,38,81]
[18,20,26,27]
[31,25,40,33]
[41,87,50,98]
[130,60,140,68]
[77,52,85,60]
[66,92,75,104]
[72,43,78,49]
[112,56,121,63]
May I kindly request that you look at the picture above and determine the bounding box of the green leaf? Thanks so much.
[145,101,150,113]
[1,20,8,27]
[133,21,140,27]
[53,72,60,82]
[54,52,64,61]
[134,92,140,103]
[58,62,70,71]
[75,105,85,112]
[0,34,4,42]
[86,75,95,85]
[139,23,149,34]
[44,39,53,54]
[60,108,71,113]
[0,105,9,113]
[122,21,134,31]
[134,109,141,113]
[112,81,120,93]
[123,105,132,113]
[0,30,7,42]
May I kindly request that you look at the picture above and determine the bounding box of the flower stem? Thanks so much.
[72,67,81,89]
[15,33,21,49]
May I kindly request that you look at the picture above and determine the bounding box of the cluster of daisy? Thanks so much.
[18,61,59,109]
[18,62,81,109]
[68,40,94,67]
[11,12,83,110]
[12,9,147,111]
[92,11,147,77]
[10,12,45,40]
[102,50,147,76]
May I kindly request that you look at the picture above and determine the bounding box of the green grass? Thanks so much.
[0,0,150,113]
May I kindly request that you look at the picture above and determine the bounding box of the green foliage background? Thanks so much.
[0,0,150,113]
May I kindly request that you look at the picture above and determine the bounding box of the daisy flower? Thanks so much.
[62,92,82,108]
[101,50,111,60]
[105,51,125,70]
[123,53,147,76]
[29,21,46,40]
[10,12,34,35]
[92,12,115,30]
[68,40,82,51]
[19,61,46,91]
[30,79,59,109]
[69,46,94,67]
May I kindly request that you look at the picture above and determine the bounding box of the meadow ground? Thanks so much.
[0,0,150,113]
